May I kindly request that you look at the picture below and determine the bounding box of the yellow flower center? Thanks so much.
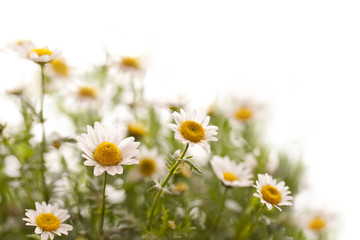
[121,57,140,69]
[128,122,147,137]
[235,107,253,121]
[28,48,53,57]
[78,86,97,99]
[179,121,205,142]
[139,158,156,177]
[36,213,60,232]
[261,185,282,205]
[309,217,326,231]
[93,142,122,166]
[223,172,238,182]
[50,59,69,77]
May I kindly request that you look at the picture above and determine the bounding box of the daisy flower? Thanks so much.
[120,56,142,71]
[226,96,266,123]
[76,122,140,176]
[135,146,167,179]
[210,155,253,188]
[253,173,293,211]
[301,208,336,238]
[167,108,218,153]
[23,201,73,240]
[47,57,73,79]
[127,121,147,139]
[27,47,59,63]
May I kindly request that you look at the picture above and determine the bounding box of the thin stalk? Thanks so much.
[99,172,107,237]
[212,187,229,231]
[147,143,189,230]
[246,204,265,240]
[39,64,49,202]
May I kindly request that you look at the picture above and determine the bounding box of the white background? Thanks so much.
[1,1,360,239]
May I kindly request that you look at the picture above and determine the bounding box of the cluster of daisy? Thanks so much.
[1,40,335,239]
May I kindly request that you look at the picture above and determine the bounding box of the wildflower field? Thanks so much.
[0,40,335,240]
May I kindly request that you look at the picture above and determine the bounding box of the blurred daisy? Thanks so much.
[73,85,102,110]
[253,173,293,211]
[150,93,191,111]
[23,201,73,240]
[300,209,336,238]
[7,39,35,54]
[76,122,140,176]
[210,155,253,188]
[135,146,167,179]
[171,182,188,195]
[167,108,218,153]
[228,97,266,123]
[120,56,142,71]
[48,58,71,78]
[27,47,59,63]
[127,122,147,139]
[9,39,59,64]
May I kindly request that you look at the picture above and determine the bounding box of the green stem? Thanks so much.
[39,64,49,202]
[246,204,265,240]
[147,143,189,230]
[99,172,107,237]
[212,187,229,232]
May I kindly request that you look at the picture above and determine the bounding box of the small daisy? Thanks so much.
[135,146,167,179]
[27,47,59,63]
[210,155,253,188]
[167,108,218,153]
[127,122,147,139]
[227,96,266,123]
[76,122,140,176]
[48,58,71,78]
[23,201,73,240]
[301,208,336,237]
[120,56,142,71]
[253,173,293,211]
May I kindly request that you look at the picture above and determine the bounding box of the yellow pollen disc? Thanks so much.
[36,213,60,232]
[223,172,238,182]
[179,120,205,142]
[28,48,53,58]
[128,122,147,137]
[121,57,140,69]
[93,142,122,166]
[309,217,326,231]
[50,59,69,77]
[139,158,156,177]
[235,107,253,120]
[261,185,282,205]
[78,86,97,98]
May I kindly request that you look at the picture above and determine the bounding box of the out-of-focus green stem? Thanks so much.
[147,143,189,230]
[39,63,49,202]
[99,172,107,237]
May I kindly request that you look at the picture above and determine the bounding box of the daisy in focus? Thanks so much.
[23,201,73,240]
[253,173,293,211]
[76,122,140,176]
[210,155,253,188]
[167,108,218,153]
[134,146,167,179]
